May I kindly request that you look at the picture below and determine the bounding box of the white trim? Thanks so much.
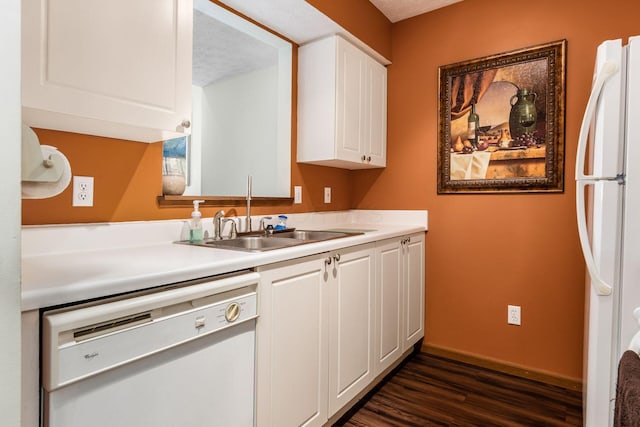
[0,0,22,425]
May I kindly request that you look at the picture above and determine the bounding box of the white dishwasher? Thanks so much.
[41,271,259,427]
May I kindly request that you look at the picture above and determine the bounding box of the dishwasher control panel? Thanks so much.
[42,272,259,391]
[195,294,255,332]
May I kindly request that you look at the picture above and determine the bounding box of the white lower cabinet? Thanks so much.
[374,233,425,376]
[327,246,375,417]
[256,236,424,426]
[256,245,374,426]
[403,234,426,351]
[256,255,329,427]
[374,239,403,374]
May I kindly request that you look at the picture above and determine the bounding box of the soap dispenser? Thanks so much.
[190,200,205,242]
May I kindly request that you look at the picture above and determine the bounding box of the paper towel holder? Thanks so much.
[21,125,65,183]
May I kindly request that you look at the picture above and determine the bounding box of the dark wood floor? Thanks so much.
[334,352,583,427]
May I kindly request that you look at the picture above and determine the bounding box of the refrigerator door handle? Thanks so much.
[576,180,613,296]
[575,61,620,297]
[575,60,619,182]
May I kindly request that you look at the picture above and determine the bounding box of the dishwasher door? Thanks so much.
[41,272,259,427]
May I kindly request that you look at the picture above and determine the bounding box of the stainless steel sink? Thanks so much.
[202,236,301,251]
[177,229,362,252]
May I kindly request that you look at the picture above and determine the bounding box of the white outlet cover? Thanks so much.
[507,305,521,326]
[324,187,331,203]
[73,176,94,207]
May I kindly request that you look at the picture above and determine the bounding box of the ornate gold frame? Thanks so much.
[437,40,566,193]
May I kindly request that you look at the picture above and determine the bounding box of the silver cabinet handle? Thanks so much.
[333,254,341,263]
[367,156,371,162]
[325,257,332,266]
[181,119,191,129]
[361,155,366,161]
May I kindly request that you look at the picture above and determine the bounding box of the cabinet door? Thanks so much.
[22,0,192,142]
[328,246,375,416]
[374,239,403,376]
[403,234,425,351]
[257,256,329,427]
[365,57,387,167]
[335,37,366,164]
[298,35,387,170]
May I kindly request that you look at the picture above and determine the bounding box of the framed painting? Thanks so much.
[437,40,566,193]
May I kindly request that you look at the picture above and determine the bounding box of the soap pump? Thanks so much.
[189,200,205,242]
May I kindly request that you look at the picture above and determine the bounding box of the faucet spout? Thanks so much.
[221,218,238,239]
[213,210,225,240]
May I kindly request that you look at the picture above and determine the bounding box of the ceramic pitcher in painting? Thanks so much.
[509,88,537,138]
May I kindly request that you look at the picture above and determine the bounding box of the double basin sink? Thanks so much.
[181,229,362,252]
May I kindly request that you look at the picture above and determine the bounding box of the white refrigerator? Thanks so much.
[576,36,640,426]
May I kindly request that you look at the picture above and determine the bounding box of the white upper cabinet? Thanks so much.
[298,35,387,169]
[22,0,193,142]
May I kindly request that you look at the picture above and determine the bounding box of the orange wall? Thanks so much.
[306,0,392,60]
[22,128,353,224]
[352,0,640,381]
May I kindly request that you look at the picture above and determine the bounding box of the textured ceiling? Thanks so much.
[219,0,341,45]
[193,0,464,87]
[369,0,463,22]
[192,9,277,87]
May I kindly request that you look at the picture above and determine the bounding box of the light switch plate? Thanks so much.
[294,186,302,204]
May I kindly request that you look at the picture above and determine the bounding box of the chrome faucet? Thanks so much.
[246,176,252,233]
[221,218,238,239]
[213,210,225,240]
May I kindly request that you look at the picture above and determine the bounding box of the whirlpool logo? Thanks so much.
[83,352,99,361]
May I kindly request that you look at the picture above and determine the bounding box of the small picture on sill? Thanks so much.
[437,40,566,193]
[162,136,188,196]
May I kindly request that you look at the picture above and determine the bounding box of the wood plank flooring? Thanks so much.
[334,352,583,427]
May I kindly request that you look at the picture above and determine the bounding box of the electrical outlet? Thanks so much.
[324,187,331,203]
[508,305,521,326]
[73,176,94,207]
[294,186,302,204]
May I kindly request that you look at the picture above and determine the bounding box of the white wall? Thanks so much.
[200,66,284,196]
[0,0,22,425]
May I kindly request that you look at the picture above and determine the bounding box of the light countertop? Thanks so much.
[22,210,428,311]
